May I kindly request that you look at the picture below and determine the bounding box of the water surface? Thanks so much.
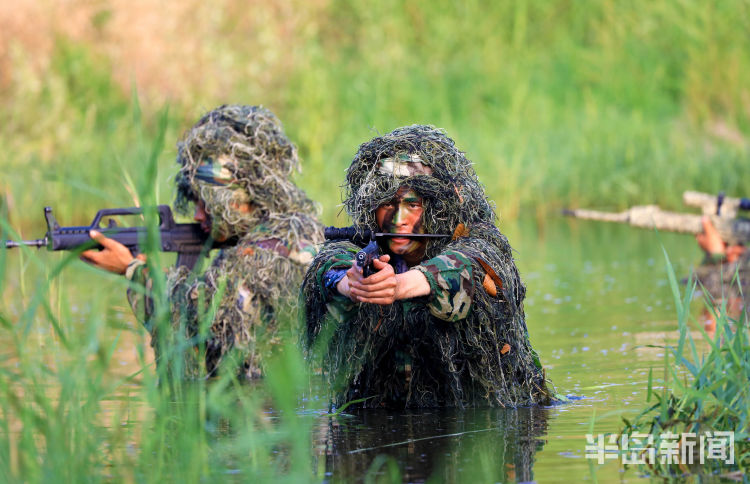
[305,217,707,482]
[2,216,712,482]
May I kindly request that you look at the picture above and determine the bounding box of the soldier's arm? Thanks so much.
[82,230,147,275]
[697,216,746,263]
[412,251,474,322]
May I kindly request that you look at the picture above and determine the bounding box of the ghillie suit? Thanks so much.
[693,252,749,320]
[303,125,552,408]
[127,105,323,379]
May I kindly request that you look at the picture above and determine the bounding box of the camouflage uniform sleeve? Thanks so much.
[124,259,155,330]
[318,252,357,306]
[413,250,474,322]
[302,241,363,347]
[305,242,361,315]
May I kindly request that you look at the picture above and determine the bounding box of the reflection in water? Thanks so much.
[313,406,550,482]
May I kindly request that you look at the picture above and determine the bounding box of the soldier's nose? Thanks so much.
[394,208,406,226]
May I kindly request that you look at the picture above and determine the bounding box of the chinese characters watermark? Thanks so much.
[585,431,735,465]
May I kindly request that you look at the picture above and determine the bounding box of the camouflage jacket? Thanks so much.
[303,222,551,409]
[127,234,315,379]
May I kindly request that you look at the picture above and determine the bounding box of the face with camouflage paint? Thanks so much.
[174,105,319,244]
[188,153,257,241]
[193,198,254,242]
[375,186,426,264]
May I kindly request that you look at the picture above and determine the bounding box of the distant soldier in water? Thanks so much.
[82,105,323,378]
[303,125,553,408]
[695,216,748,329]
[562,194,750,328]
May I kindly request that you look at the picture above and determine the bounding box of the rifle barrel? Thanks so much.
[4,238,47,249]
[374,232,450,238]
[561,208,630,223]
[564,204,750,244]
[324,226,450,241]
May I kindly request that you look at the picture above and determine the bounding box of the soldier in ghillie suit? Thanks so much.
[695,216,748,328]
[83,105,323,379]
[303,125,553,408]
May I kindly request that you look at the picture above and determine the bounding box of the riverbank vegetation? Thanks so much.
[620,254,749,478]
[0,129,319,483]
[2,1,749,230]
[1,1,749,482]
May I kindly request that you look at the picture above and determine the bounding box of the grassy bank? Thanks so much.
[1,0,749,232]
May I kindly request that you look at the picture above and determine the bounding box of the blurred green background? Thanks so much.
[1,2,748,481]
[2,0,748,231]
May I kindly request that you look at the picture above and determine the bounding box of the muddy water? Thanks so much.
[307,217,707,482]
[2,216,710,482]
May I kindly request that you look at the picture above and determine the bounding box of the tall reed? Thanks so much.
[620,250,749,477]
[0,112,317,483]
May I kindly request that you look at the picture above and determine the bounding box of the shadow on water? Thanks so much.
[313,406,550,482]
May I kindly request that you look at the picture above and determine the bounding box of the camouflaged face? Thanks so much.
[343,125,496,258]
[174,105,317,240]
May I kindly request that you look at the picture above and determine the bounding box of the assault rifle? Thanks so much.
[562,192,750,245]
[3,206,236,269]
[324,226,450,277]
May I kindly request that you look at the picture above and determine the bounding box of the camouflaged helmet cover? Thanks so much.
[174,105,317,240]
[344,125,495,256]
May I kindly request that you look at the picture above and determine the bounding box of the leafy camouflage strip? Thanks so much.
[128,233,318,379]
[413,251,473,322]
[303,124,553,408]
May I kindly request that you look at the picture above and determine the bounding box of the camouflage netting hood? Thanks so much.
[304,125,553,408]
[174,104,319,246]
[133,105,324,380]
[344,124,496,257]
